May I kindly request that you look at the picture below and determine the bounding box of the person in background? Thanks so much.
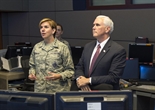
[70,15,126,91]
[55,23,72,54]
[28,18,74,93]
[56,23,73,86]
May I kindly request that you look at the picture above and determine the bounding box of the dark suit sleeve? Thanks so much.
[74,50,86,79]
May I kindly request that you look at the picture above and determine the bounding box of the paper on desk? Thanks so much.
[1,57,10,71]
[17,56,22,68]
[1,56,21,71]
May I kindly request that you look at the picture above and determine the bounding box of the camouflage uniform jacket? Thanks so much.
[58,37,72,54]
[29,38,74,93]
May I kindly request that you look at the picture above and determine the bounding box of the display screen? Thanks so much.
[5,45,33,59]
[0,94,48,110]
[21,46,33,56]
[0,90,55,110]
[140,65,155,81]
[128,43,154,64]
[56,91,133,110]
[71,46,84,65]
[121,58,139,80]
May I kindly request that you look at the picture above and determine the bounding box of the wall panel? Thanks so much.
[29,0,55,11]
[8,13,29,36]
[101,9,155,42]
[0,0,28,11]
[29,12,56,37]
[55,0,73,11]
[55,10,100,45]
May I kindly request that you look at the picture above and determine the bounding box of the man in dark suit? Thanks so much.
[70,15,126,91]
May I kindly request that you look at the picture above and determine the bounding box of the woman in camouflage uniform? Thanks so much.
[28,18,74,93]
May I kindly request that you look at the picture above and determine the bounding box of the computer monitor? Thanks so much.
[21,46,33,56]
[128,43,154,64]
[140,65,155,81]
[0,94,48,110]
[15,42,31,47]
[5,45,24,59]
[0,90,55,110]
[56,90,133,110]
[71,46,84,65]
[121,58,139,81]
[5,45,33,59]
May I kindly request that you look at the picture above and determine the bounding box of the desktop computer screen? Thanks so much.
[121,58,139,81]
[128,43,154,64]
[0,90,55,110]
[21,46,33,56]
[0,94,48,110]
[5,45,21,59]
[5,45,33,59]
[140,65,155,81]
[5,45,25,59]
[71,46,84,65]
[56,90,133,110]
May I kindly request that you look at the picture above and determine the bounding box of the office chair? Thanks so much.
[20,56,34,91]
[135,37,149,43]
[14,42,32,47]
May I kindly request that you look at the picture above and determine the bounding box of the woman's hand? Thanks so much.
[28,74,37,80]
[45,72,62,80]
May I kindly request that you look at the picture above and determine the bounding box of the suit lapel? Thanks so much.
[86,41,96,77]
[90,39,112,75]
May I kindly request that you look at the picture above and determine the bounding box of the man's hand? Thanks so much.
[81,85,91,91]
[76,76,90,88]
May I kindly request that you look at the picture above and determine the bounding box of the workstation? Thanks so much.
[120,40,155,110]
[0,70,24,90]
[121,62,155,110]
[0,42,33,91]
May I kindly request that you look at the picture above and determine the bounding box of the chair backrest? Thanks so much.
[20,56,34,83]
[135,37,149,43]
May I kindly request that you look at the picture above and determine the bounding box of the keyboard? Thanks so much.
[137,85,155,90]
[137,81,155,85]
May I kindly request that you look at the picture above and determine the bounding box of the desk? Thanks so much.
[129,85,155,110]
[0,70,25,90]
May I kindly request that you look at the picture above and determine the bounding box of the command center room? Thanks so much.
[0,1,155,109]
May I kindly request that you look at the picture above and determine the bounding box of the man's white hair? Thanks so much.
[96,15,114,34]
